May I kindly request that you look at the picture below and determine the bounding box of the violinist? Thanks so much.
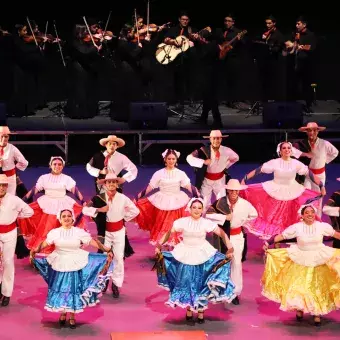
[7,24,45,117]
[256,15,285,101]
[214,14,246,108]
[285,16,317,113]
[65,24,102,119]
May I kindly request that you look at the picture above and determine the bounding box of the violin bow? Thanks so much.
[82,16,98,48]
[134,9,140,45]
[146,0,150,38]
[53,20,66,67]
[102,10,112,37]
[26,17,39,47]
[42,21,48,50]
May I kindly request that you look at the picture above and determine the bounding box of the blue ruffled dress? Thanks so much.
[34,227,113,313]
[157,217,235,312]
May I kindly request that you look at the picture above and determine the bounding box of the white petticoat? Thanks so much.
[47,249,89,272]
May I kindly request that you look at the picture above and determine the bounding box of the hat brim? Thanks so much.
[225,184,248,190]
[97,177,120,185]
[203,135,229,138]
[99,137,125,147]
[298,126,326,132]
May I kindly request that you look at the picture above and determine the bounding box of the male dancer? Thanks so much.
[86,135,138,256]
[206,179,258,305]
[83,173,139,298]
[0,174,33,306]
[186,130,239,208]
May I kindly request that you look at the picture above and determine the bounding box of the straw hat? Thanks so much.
[97,173,120,185]
[0,174,9,184]
[99,135,125,147]
[225,179,248,190]
[0,126,11,135]
[298,122,326,132]
[203,130,229,138]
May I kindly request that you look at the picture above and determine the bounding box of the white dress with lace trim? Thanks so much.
[282,221,336,267]
[261,158,309,200]
[36,173,77,215]
[46,227,92,272]
[148,168,191,210]
[171,217,218,265]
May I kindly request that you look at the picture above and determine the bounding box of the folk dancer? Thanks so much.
[0,174,33,306]
[83,173,140,298]
[206,179,258,305]
[186,130,239,209]
[322,177,340,248]
[86,135,138,257]
[292,122,338,215]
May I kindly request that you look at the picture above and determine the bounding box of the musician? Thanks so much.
[164,11,199,107]
[7,24,45,117]
[285,17,317,113]
[65,24,102,119]
[214,14,246,107]
[256,15,285,100]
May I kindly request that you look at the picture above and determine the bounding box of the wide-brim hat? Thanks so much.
[0,126,11,135]
[298,122,326,132]
[97,173,120,185]
[0,174,9,184]
[203,130,229,138]
[225,179,248,190]
[99,135,125,147]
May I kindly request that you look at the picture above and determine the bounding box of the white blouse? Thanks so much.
[46,227,92,272]
[261,158,309,200]
[36,173,77,215]
[282,221,335,267]
[171,217,218,265]
[147,168,191,210]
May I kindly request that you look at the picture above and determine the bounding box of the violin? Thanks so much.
[262,27,275,40]
[22,34,45,43]
[131,22,170,43]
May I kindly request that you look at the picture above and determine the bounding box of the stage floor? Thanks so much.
[3,164,340,340]
[6,100,340,131]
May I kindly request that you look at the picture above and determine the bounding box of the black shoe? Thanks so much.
[232,297,240,305]
[112,283,120,298]
[69,318,76,329]
[1,296,10,306]
[197,312,205,324]
[59,314,67,326]
[102,280,110,293]
[296,311,303,321]
[314,316,321,327]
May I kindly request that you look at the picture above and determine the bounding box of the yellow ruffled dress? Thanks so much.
[261,221,340,315]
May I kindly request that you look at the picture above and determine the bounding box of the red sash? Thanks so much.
[0,222,17,233]
[106,220,124,232]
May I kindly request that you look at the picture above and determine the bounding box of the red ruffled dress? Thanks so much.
[18,173,87,253]
[136,168,191,246]
[240,158,320,240]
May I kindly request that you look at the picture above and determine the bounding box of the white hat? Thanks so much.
[161,149,180,159]
[298,122,326,132]
[185,197,205,211]
[0,174,9,184]
[99,135,125,147]
[98,172,119,185]
[0,126,11,135]
[225,179,248,190]
[49,156,65,166]
[203,130,229,138]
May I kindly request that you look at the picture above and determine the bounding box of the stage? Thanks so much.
[3,164,340,340]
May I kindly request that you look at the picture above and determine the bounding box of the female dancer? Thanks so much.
[136,149,195,246]
[262,205,340,326]
[155,198,235,324]
[30,209,113,329]
[19,156,86,253]
[240,141,324,239]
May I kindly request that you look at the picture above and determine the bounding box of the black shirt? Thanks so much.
[165,25,197,39]
[214,26,245,57]
[293,29,316,61]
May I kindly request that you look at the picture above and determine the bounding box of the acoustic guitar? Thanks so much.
[218,30,247,60]
[155,27,211,65]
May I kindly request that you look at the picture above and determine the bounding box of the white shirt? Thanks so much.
[292,138,338,170]
[206,196,258,229]
[0,143,28,172]
[86,151,138,183]
[186,145,239,173]
[83,191,139,223]
[0,193,33,225]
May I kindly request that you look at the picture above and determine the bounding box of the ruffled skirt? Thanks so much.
[240,183,319,239]
[33,253,113,313]
[18,201,87,254]
[261,248,340,315]
[157,251,235,312]
[136,197,188,246]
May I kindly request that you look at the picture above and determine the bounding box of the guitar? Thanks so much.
[218,30,247,60]
[155,27,211,65]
